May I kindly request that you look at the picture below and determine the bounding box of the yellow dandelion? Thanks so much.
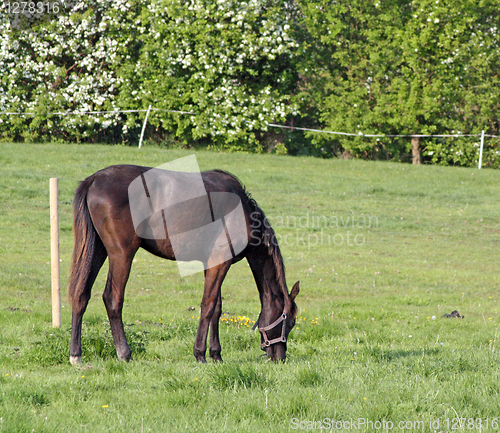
[102,405,109,408]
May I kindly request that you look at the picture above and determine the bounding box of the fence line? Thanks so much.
[267,123,500,139]
[3,108,495,138]
[2,107,499,168]
[267,123,499,169]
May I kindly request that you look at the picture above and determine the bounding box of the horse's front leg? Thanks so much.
[209,291,223,362]
[194,264,229,363]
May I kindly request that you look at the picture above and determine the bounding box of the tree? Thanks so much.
[295,0,500,165]
[115,0,301,150]
[0,0,301,148]
[0,0,124,142]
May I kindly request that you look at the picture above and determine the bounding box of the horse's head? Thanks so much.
[255,281,300,362]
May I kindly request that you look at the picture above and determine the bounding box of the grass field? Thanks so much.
[1,142,500,432]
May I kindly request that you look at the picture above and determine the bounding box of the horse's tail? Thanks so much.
[68,176,105,306]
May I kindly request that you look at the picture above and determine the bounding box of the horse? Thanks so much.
[68,164,300,365]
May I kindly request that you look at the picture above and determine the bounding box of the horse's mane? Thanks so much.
[211,170,288,297]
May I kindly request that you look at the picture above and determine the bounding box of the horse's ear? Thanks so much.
[290,281,300,300]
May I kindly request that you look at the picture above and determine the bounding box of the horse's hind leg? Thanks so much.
[102,253,135,361]
[209,291,223,362]
[70,245,107,366]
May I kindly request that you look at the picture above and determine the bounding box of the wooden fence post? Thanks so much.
[411,136,421,165]
[50,178,61,328]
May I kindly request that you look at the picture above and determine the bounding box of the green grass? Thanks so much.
[1,142,500,432]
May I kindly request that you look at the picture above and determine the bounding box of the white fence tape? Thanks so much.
[267,123,499,139]
[2,108,498,168]
[267,124,499,169]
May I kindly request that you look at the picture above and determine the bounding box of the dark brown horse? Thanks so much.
[68,164,299,365]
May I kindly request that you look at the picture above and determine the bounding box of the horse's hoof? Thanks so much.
[117,354,132,362]
[116,348,132,362]
[211,354,223,363]
[70,355,82,366]
[195,356,207,363]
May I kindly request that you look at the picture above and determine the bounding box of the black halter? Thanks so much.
[253,313,287,349]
